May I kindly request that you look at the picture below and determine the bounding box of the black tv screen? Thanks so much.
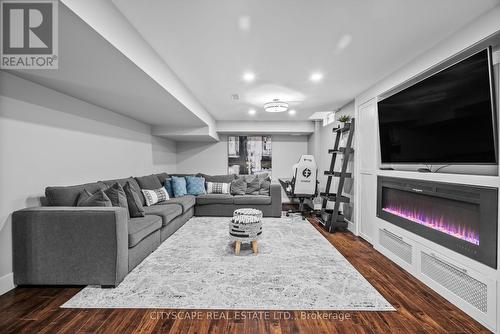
[378,48,497,164]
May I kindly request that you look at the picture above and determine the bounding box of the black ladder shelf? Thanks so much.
[318,119,355,233]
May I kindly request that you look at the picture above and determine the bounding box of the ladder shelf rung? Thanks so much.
[320,193,351,203]
[328,147,354,154]
[324,171,352,178]
[332,123,351,133]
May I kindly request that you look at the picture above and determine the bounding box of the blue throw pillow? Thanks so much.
[171,176,187,197]
[186,176,206,196]
[164,178,174,198]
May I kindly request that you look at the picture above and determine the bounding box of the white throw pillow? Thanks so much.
[206,182,230,194]
[142,188,169,206]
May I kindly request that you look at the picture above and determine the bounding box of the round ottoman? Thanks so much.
[230,208,263,255]
[233,208,263,219]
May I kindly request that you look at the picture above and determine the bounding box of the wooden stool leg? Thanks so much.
[235,241,241,255]
[251,240,258,254]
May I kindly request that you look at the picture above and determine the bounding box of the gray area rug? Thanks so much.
[62,216,394,311]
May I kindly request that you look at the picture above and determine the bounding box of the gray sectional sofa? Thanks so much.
[12,173,281,287]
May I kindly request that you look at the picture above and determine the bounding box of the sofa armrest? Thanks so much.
[12,206,129,287]
[269,183,282,217]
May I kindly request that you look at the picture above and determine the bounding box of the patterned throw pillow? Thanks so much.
[206,182,230,194]
[171,176,187,197]
[185,176,206,196]
[141,187,169,206]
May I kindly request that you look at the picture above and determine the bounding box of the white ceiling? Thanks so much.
[9,3,206,128]
[113,0,500,121]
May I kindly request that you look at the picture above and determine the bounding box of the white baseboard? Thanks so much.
[345,219,355,234]
[0,272,15,296]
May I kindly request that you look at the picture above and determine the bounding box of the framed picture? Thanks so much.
[227,136,272,175]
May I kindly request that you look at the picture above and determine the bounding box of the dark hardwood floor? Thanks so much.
[0,216,492,334]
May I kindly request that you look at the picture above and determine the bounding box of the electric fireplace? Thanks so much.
[377,176,498,268]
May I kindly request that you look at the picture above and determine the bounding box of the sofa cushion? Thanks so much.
[245,176,260,195]
[164,178,174,197]
[135,174,163,190]
[155,173,169,185]
[230,177,247,195]
[196,194,234,205]
[186,176,206,196]
[159,195,196,212]
[76,189,113,207]
[143,204,182,227]
[102,177,144,204]
[104,182,129,212]
[45,181,107,206]
[256,172,269,180]
[233,195,271,205]
[198,173,236,184]
[259,177,271,196]
[171,176,187,197]
[169,173,195,178]
[128,215,162,247]
[124,181,145,217]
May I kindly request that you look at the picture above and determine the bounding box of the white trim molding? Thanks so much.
[0,272,15,296]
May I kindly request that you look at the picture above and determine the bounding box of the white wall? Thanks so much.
[176,136,229,175]
[177,134,310,202]
[0,72,177,295]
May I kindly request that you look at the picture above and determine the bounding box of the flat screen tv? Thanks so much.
[378,48,497,164]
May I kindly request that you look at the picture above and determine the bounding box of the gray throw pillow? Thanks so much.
[246,176,260,195]
[155,173,169,185]
[104,182,129,212]
[259,177,271,195]
[46,181,107,206]
[231,177,247,195]
[256,173,269,180]
[124,182,145,217]
[77,189,112,207]
[102,177,146,206]
[135,174,162,190]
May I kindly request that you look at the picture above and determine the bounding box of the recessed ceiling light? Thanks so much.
[288,109,296,116]
[243,72,255,82]
[238,16,251,31]
[248,108,256,115]
[310,72,323,82]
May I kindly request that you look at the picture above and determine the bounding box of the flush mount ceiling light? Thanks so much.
[288,109,296,116]
[248,108,256,115]
[264,99,289,113]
